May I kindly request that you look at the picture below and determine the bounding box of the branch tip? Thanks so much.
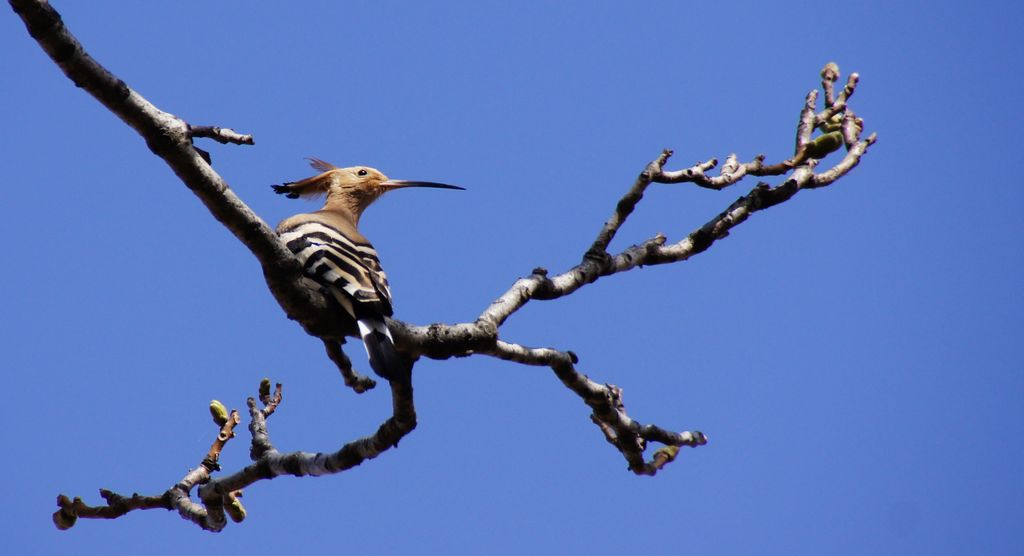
[53,495,77,530]
[225,493,246,523]
[821,61,840,82]
[209,400,229,427]
[806,89,819,106]
[657,149,674,165]
[189,125,255,146]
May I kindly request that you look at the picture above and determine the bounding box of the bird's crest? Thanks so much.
[306,157,337,173]
[271,157,339,199]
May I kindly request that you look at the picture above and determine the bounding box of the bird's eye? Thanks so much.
[357,169,368,176]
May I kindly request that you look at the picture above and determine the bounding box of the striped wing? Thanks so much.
[279,221,394,318]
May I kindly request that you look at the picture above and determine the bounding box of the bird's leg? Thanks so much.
[323,339,377,393]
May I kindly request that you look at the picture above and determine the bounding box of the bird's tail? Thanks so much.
[356,318,412,385]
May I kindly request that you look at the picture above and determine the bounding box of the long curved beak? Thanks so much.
[381,179,465,191]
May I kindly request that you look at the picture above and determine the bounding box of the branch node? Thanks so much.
[583,248,611,269]
[194,146,212,165]
[225,491,247,523]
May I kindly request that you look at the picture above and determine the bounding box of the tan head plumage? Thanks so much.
[272,157,465,220]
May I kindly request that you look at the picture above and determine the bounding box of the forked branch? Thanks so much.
[11,0,874,530]
[54,379,416,531]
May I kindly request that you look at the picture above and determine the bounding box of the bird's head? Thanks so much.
[273,158,463,220]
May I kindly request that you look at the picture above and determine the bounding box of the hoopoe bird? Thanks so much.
[273,158,463,384]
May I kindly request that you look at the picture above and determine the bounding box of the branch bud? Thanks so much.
[209,400,229,427]
[653,445,680,463]
[52,509,77,530]
[804,131,844,159]
[823,113,844,133]
[225,492,247,523]
[53,495,77,530]
[821,62,840,82]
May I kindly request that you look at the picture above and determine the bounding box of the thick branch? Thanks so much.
[9,0,339,337]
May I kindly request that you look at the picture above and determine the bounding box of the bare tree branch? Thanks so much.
[53,402,244,530]
[486,340,707,475]
[54,379,417,531]
[11,0,875,530]
[8,0,338,337]
[189,125,255,146]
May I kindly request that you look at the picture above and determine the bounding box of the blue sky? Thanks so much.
[3,1,1022,554]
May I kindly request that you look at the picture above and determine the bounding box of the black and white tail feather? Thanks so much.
[357,318,412,385]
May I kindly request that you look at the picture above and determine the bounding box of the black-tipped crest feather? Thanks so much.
[271,172,332,200]
[271,183,301,198]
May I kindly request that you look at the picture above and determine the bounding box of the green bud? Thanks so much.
[654,445,680,463]
[226,494,247,523]
[209,400,229,427]
[823,113,844,133]
[804,131,844,159]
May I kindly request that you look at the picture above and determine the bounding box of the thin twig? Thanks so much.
[189,125,255,145]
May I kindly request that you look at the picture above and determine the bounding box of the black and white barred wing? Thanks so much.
[279,222,394,318]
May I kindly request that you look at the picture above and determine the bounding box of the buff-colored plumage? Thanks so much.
[272,158,463,384]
